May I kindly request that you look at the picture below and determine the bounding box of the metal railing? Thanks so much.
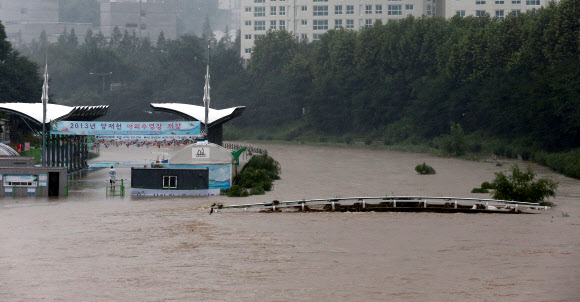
[211,196,551,213]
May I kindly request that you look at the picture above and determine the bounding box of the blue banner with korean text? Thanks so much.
[51,121,201,141]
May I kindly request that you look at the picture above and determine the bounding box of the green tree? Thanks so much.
[490,164,558,203]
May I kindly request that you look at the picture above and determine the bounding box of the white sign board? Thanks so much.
[192,147,210,160]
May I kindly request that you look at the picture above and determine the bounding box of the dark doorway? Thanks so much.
[48,172,59,196]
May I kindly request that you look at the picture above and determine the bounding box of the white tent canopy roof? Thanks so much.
[0,143,19,156]
[0,103,108,125]
[150,103,245,125]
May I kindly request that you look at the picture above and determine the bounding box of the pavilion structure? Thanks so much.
[0,103,108,172]
[149,103,245,145]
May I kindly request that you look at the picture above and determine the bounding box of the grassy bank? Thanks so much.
[224,124,580,180]
[18,149,41,164]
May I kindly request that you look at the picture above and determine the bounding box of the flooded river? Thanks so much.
[1,143,579,301]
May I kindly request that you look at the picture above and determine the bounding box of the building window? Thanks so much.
[512,0,521,3]
[427,4,431,15]
[313,19,328,30]
[280,20,286,29]
[254,0,265,2]
[313,6,328,16]
[335,5,343,14]
[270,6,277,15]
[280,6,286,15]
[346,19,354,29]
[245,34,252,39]
[254,7,265,17]
[495,10,504,18]
[163,176,177,189]
[254,20,266,30]
[126,23,138,28]
[245,20,252,26]
[140,10,147,17]
[526,0,540,4]
[313,33,324,40]
[475,10,486,17]
[301,19,307,25]
[245,48,252,54]
[270,20,277,29]
[346,5,354,14]
[405,4,414,10]
[301,6,308,11]
[313,0,328,2]
[376,5,383,14]
[388,5,402,15]
[245,7,251,12]
[495,0,504,3]
[335,19,343,29]
[456,10,466,16]
[365,5,372,14]
[365,19,373,27]
[20,8,28,14]
[511,9,521,15]
[254,34,265,39]
[140,23,147,30]
[300,33,308,41]
[476,0,486,4]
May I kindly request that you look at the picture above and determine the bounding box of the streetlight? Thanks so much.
[89,72,113,92]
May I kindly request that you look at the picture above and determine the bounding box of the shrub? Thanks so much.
[434,122,466,156]
[480,181,493,190]
[490,164,558,203]
[226,185,249,197]
[415,163,436,175]
[471,188,490,193]
[250,186,265,195]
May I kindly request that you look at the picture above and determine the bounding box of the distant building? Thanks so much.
[100,0,178,41]
[240,0,435,60]
[440,0,553,19]
[0,0,93,45]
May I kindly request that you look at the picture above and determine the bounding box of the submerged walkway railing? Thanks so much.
[210,196,551,214]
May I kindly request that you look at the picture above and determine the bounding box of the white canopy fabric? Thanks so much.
[0,103,108,125]
[0,143,19,156]
[150,103,244,125]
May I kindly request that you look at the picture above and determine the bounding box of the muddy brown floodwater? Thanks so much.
[1,143,579,301]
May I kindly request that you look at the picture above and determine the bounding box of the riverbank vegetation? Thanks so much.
[489,164,558,205]
[225,153,281,197]
[2,0,578,179]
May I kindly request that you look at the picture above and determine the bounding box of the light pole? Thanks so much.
[89,72,112,92]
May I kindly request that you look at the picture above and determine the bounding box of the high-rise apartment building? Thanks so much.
[240,0,436,59]
[101,1,178,41]
[0,0,92,45]
[441,0,552,19]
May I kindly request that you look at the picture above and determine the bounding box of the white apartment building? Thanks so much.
[441,0,552,19]
[240,0,436,59]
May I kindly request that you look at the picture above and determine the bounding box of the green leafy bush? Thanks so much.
[490,164,558,203]
[435,122,466,157]
[471,188,490,193]
[415,163,436,175]
[480,181,493,190]
[227,153,281,197]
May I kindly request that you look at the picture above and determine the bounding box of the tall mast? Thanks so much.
[41,52,49,167]
[203,41,210,139]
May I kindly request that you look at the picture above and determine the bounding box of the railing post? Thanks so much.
[301,202,305,211]
[424,199,427,208]
[331,201,335,211]
[362,200,365,209]
[394,199,396,208]
[454,200,457,209]
[486,202,489,209]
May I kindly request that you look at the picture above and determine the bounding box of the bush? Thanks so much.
[229,153,281,197]
[415,163,436,175]
[490,164,558,203]
[480,181,493,190]
[434,122,466,156]
[250,186,265,195]
[226,185,249,197]
[471,188,490,193]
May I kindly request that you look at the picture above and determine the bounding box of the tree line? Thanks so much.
[1,0,579,156]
